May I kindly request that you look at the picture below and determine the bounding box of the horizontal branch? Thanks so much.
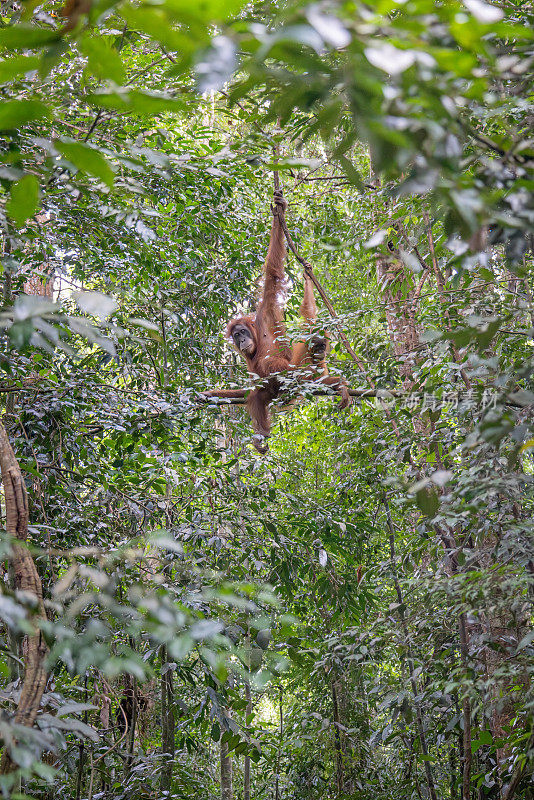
[199,387,406,405]
[298,176,378,189]
[198,386,528,409]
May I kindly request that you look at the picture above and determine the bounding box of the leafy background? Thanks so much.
[0,0,532,799]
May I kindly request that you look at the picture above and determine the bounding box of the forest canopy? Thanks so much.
[0,0,532,799]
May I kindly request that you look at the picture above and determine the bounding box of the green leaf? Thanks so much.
[0,55,40,81]
[471,730,493,753]
[255,629,271,650]
[0,99,49,130]
[73,291,117,320]
[416,487,439,517]
[337,154,364,189]
[478,730,493,745]
[79,35,125,83]
[517,630,534,651]
[365,43,416,74]
[13,294,57,320]
[158,0,245,22]
[8,320,33,350]
[119,6,193,51]
[54,139,115,187]
[476,319,501,351]
[464,0,503,24]
[227,733,241,752]
[211,722,221,742]
[0,25,60,50]
[56,702,98,718]
[67,317,116,357]
[6,174,39,226]
[87,88,187,116]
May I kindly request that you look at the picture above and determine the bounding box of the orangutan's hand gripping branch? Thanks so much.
[201,191,350,453]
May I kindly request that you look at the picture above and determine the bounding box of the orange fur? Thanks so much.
[226,194,291,380]
[206,195,350,451]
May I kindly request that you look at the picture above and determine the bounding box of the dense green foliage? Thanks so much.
[0,1,532,798]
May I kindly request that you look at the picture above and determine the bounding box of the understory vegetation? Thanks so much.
[0,0,532,798]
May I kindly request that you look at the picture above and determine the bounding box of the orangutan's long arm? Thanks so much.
[290,274,320,368]
[299,273,317,324]
[199,388,247,399]
[255,192,288,338]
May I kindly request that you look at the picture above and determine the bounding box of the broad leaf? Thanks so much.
[6,174,39,225]
[54,139,115,188]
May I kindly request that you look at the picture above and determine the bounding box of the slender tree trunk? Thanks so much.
[160,645,175,791]
[75,674,89,800]
[275,685,283,800]
[376,254,422,388]
[244,677,252,800]
[384,495,439,800]
[0,422,48,774]
[450,740,458,800]
[377,244,479,800]
[331,680,344,796]
[214,419,233,800]
[458,614,472,800]
[220,737,233,800]
[124,672,138,777]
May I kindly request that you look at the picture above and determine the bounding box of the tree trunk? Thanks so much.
[0,422,48,774]
[244,677,252,800]
[331,680,344,796]
[376,253,422,388]
[275,685,283,800]
[160,645,175,792]
[123,671,138,777]
[220,737,233,800]
[384,495,439,800]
